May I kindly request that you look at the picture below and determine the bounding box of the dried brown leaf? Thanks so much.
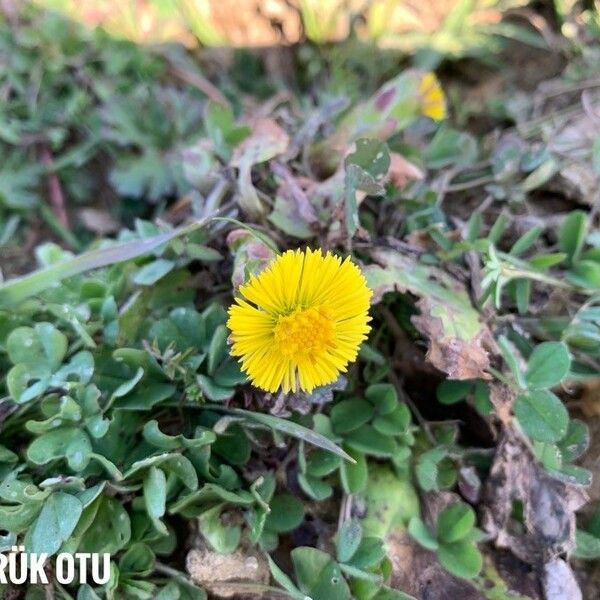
[231,118,289,167]
[387,152,424,188]
[482,429,588,565]
[412,296,493,380]
[78,208,121,235]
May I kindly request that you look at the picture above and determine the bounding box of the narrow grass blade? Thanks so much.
[0,219,208,306]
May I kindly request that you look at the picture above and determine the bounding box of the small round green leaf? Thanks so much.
[306,449,341,478]
[336,518,363,563]
[436,503,475,544]
[265,494,305,533]
[340,448,368,494]
[298,474,333,501]
[28,492,83,556]
[331,400,374,434]
[559,210,587,264]
[7,323,67,370]
[408,517,438,551]
[344,425,397,458]
[514,390,569,443]
[558,419,590,462]
[525,342,570,390]
[372,404,411,435]
[436,380,472,405]
[365,383,398,415]
[437,541,482,579]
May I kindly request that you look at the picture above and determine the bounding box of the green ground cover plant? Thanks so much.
[1,1,600,599]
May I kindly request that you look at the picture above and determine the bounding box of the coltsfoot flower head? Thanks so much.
[227,248,372,393]
[418,72,446,121]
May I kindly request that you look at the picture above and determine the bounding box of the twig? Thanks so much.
[445,174,497,193]
[379,306,437,445]
[38,204,82,251]
[40,144,68,228]
[388,367,437,446]
[170,65,229,106]
[378,304,406,341]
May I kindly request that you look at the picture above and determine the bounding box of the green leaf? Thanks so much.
[514,390,569,443]
[312,561,350,600]
[79,496,131,554]
[436,503,475,544]
[348,537,386,570]
[510,226,543,256]
[28,492,83,556]
[438,541,482,579]
[292,547,331,593]
[488,214,508,244]
[7,322,67,369]
[336,519,363,563]
[372,587,417,600]
[331,399,375,434]
[292,547,351,600]
[227,409,353,462]
[365,383,398,415]
[133,259,175,285]
[338,562,382,583]
[27,427,92,469]
[344,425,396,458]
[207,325,228,375]
[514,279,531,315]
[372,404,411,435]
[119,542,155,577]
[340,448,368,494]
[0,219,209,306]
[408,517,438,551]
[170,484,253,515]
[528,253,567,269]
[212,423,250,466]
[197,374,235,402]
[265,494,304,533]
[573,529,600,560]
[143,420,216,450]
[266,555,306,600]
[552,464,592,486]
[425,127,477,169]
[298,473,333,501]
[306,449,341,477]
[198,504,240,554]
[344,138,390,236]
[497,335,527,389]
[60,494,102,554]
[559,210,587,265]
[525,342,570,389]
[436,380,472,405]
[415,447,446,492]
[520,158,557,192]
[363,465,419,538]
[0,445,18,464]
[569,260,600,289]
[557,419,589,462]
[144,467,167,534]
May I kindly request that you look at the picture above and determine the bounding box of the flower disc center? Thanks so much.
[274,305,335,360]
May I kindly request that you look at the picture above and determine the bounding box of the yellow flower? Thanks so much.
[227,248,372,393]
[418,72,446,121]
